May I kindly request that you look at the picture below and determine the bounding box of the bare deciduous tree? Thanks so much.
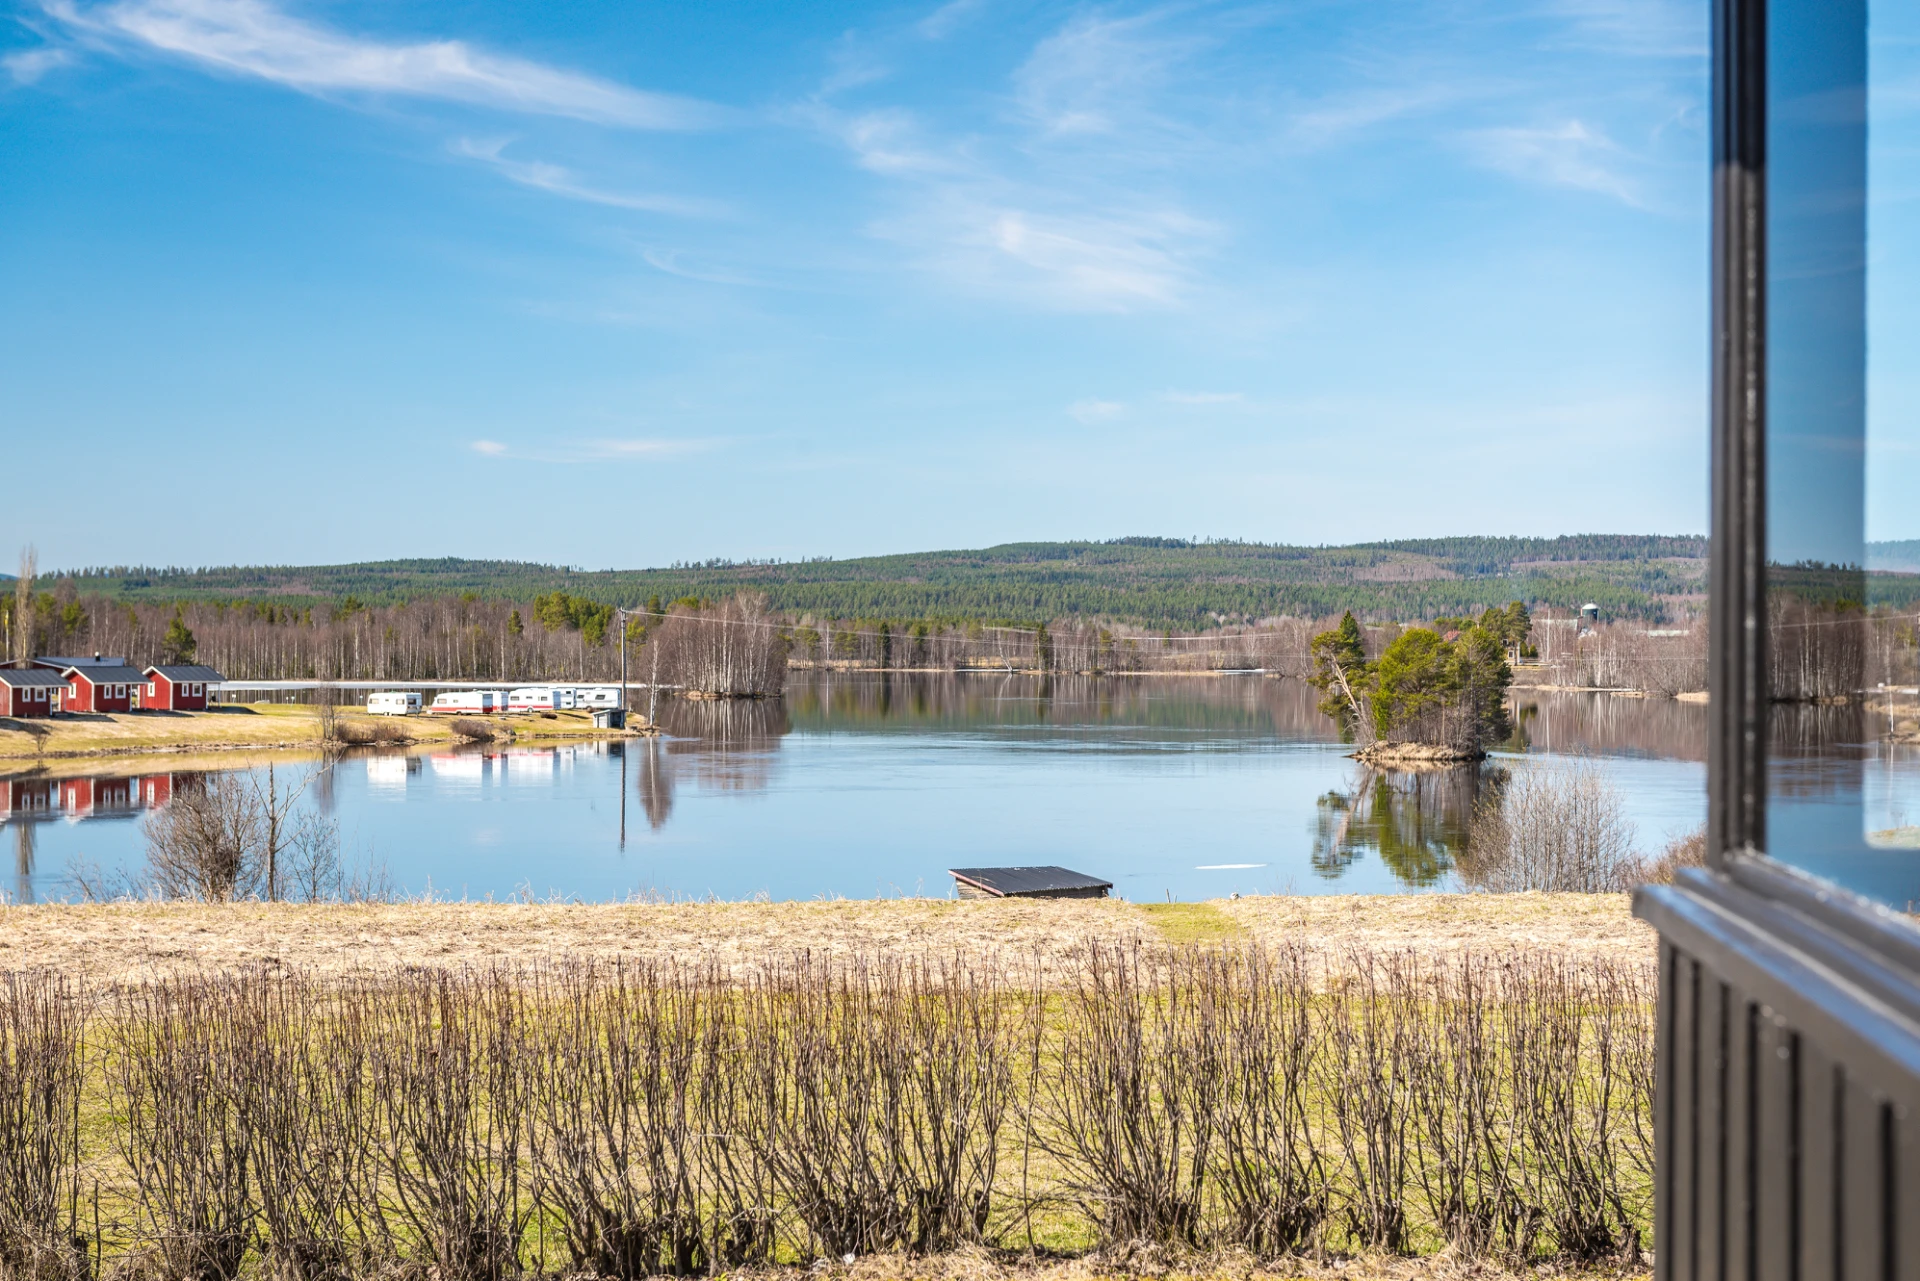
[140,766,330,902]
[11,546,34,668]
[1463,759,1639,893]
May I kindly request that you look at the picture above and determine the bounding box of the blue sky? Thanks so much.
[0,0,1836,570]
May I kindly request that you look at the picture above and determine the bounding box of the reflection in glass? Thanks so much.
[1761,0,1920,901]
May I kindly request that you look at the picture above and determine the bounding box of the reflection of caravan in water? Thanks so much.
[429,690,505,715]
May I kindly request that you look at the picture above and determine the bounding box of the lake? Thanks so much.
[5,673,1913,904]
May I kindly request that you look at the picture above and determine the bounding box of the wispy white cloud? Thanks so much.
[1282,82,1482,150]
[471,437,721,462]
[1068,398,1124,423]
[1544,0,1707,59]
[640,248,760,286]
[585,438,714,458]
[1461,119,1647,207]
[917,0,986,41]
[1163,390,1243,405]
[3,45,73,82]
[46,0,718,127]
[874,202,1212,311]
[1012,9,1202,140]
[823,107,964,176]
[451,138,724,217]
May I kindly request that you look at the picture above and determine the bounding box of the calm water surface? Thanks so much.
[8,672,1903,904]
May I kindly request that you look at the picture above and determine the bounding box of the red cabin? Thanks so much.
[0,668,65,717]
[52,663,143,714]
[142,665,222,711]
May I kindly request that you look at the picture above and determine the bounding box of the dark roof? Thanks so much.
[61,665,145,684]
[33,655,129,670]
[948,865,1114,897]
[144,665,224,682]
[0,668,67,687]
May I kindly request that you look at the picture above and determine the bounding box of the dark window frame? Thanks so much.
[1631,3,1920,1270]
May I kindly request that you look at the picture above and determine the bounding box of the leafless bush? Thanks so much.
[528,958,716,1278]
[108,976,257,1281]
[0,972,86,1281]
[1041,943,1215,1245]
[332,721,412,746]
[37,947,1659,1273]
[449,719,497,742]
[1203,945,1326,1254]
[740,954,1013,1258]
[231,974,381,1281]
[313,690,340,750]
[1463,759,1639,893]
[653,595,789,698]
[142,775,262,902]
[366,971,531,1280]
[1320,953,1416,1252]
[1621,826,1708,887]
[141,768,331,903]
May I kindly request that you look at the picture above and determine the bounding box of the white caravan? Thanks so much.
[508,687,566,713]
[428,690,505,715]
[576,686,622,709]
[365,691,421,716]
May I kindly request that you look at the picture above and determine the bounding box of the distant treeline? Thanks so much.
[38,535,1728,627]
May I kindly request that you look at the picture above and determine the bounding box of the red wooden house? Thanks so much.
[0,668,65,717]
[142,665,222,711]
[48,663,143,714]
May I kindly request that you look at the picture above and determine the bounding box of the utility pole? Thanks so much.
[615,607,631,719]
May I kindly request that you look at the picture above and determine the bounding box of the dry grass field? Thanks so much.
[0,702,628,766]
[0,892,1649,985]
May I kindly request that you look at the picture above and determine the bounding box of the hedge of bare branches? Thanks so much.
[0,945,1654,1279]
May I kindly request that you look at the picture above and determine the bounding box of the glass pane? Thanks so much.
[1768,0,1920,906]
[1867,0,1920,864]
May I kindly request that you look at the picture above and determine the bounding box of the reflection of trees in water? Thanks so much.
[636,697,794,820]
[1313,765,1495,888]
[784,671,1339,740]
[635,738,673,832]
[1507,693,1710,761]
[13,822,32,905]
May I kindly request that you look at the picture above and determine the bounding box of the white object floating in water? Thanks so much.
[1195,863,1267,870]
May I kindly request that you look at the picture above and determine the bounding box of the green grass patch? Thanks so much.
[1137,902,1248,944]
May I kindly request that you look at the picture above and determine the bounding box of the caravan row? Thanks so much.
[367,687,624,717]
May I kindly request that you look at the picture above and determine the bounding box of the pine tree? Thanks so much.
[161,609,198,665]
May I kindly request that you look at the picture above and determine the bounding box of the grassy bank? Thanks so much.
[1,939,1654,1281]
[0,894,1650,983]
[0,703,631,765]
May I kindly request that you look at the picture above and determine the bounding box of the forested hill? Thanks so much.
[54,535,1726,626]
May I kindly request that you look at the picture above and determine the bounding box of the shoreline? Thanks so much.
[0,703,640,772]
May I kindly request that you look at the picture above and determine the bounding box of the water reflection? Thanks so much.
[785,670,1341,741]
[0,770,202,903]
[1314,765,1492,887]
[1,677,1843,902]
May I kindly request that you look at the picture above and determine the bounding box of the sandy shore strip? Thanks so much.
[0,893,1649,985]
